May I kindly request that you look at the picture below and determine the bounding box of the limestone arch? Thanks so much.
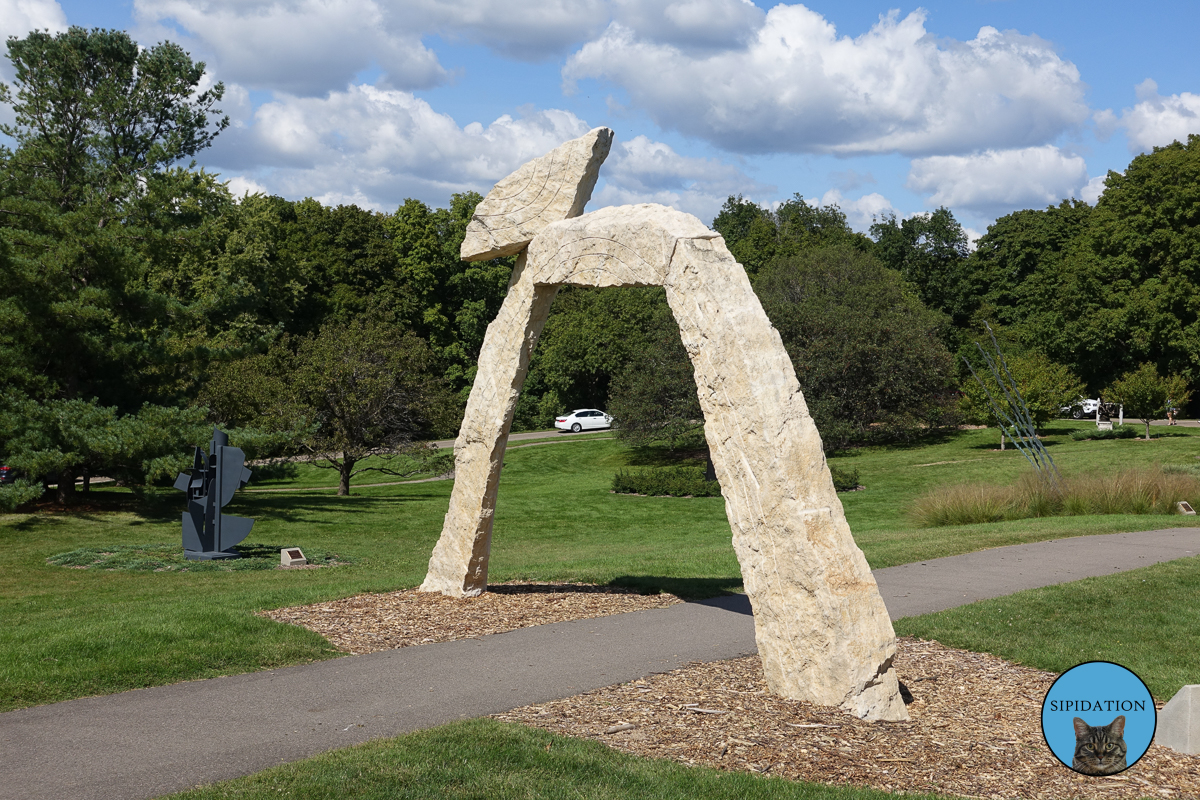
[420,201,908,720]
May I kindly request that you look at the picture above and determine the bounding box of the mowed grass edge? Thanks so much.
[161,717,960,800]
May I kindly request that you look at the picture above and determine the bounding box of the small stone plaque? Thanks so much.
[1178,501,1196,516]
[281,548,307,567]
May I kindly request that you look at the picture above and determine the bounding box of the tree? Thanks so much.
[0,394,210,504]
[204,318,456,495]
[608,319,705,451]
[384,192,515,396]
[959,351,1087,433]
[970,200,1093,329]
[514,286,669,430]
[966,137,1200,391]
[1104,364,1191,440]
[0,27,229,409]
[755,245,958,451]
[712,193,869,278]
[870,207,972,327]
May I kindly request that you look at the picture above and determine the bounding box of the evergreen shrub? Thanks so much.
[1069,425,1139,441]
[611,467,721,497]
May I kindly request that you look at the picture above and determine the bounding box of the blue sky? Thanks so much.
[4,1,1199,240]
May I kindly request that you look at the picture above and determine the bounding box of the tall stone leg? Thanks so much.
[665,237,907,721]
[419,256,557,597]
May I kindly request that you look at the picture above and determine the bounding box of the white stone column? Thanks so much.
[664,236,907,721]
[418,253,558,597]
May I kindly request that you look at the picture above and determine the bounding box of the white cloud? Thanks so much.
[0,1,67,127]
[610,0,764,52]
[1096,79,1200,154]
[134,0,447,95]
[133,0,765,89]
[410,0,611,60]
[1081,174,1107,205]
[593,134,770,222]
[906,146,1089,213]
[0,0,67,80]
[818,189,896,233]
[564,7,1088,156]
[205,85,762,220]
[206,85,594,209]
[224,175,269,197]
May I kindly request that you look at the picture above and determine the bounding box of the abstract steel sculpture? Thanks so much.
[419,128,908,721]
[174,428,254,560]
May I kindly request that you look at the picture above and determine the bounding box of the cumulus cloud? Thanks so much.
[133,0,770,92]
[564,7,1088,156]
[1095,78,1200,154]
[906,146,1089,213]
[204,85,594,208]
[0,0,67,79]
[0,0,68,127]
[1081,174,1107,205]
[134,0,447,95]
[224,175,269,197]
[818,189,897,233]
[203,84,763,220]
[593,134,771,222]
[610,0,764,52]
[409,0,611,60]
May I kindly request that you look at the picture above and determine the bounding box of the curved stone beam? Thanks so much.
[460,127,613,262]
[421,203,908,721]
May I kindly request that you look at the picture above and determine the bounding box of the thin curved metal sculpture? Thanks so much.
[419,129,907,721]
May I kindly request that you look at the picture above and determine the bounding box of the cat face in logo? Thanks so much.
[1072,715,1127,775]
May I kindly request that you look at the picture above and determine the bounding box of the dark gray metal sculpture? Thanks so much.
[174,428,254,560]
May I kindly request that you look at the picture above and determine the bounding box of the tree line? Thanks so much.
[3,27,1198,508]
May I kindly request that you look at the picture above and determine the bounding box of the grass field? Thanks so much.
[163,719,952,800]
[3,422,1199,713]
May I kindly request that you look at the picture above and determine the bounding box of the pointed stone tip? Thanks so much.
[460,126,615,261]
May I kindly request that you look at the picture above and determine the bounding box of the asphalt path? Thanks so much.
[2,527,1197,800]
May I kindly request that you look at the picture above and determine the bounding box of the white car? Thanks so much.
[554,408,613,433]
[1061,398,1100,419]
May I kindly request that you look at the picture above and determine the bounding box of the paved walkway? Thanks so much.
[2,528,1197,800]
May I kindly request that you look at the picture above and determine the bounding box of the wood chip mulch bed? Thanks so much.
[256,582,682,654]
[496,638,1200,799]
[262,586,1200,798]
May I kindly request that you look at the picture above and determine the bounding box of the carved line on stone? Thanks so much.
[485,154,552,203]
[542,237,654,278]
[477,153,572,232]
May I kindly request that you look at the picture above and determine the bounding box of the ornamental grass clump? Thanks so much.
[909,466,1200,527]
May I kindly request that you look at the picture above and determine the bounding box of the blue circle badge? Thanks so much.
[1041,661,1156,775]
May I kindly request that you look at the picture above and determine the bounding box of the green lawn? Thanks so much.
[895,554,1200,700]
[3,423,1199,712]
[833,421,1200,567]
[163,718,955,800]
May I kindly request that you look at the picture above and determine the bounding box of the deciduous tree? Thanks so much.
[203,318,456,495]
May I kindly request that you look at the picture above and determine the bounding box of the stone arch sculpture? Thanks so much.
[419,128,907,721]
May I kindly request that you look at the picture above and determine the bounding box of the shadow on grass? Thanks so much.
[622,446,709,468]
[609,574,742,600]
[236,493,440,523]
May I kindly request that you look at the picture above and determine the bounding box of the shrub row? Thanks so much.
[1069,425,1139,441]
[611,467,721,497]
[909,467,1200,527]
